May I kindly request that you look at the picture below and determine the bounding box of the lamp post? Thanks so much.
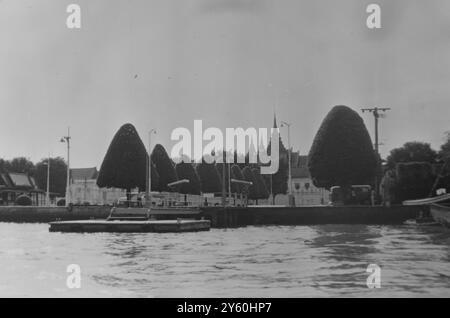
[60,127,71,206]
[146,129,156,208]
[281,121,292,202]
[228,163,232,205]
[43,155,50,206]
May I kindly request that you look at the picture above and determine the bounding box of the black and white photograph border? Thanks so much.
[0,0,449,299]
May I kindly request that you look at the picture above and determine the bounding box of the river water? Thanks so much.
[0,223,449,297]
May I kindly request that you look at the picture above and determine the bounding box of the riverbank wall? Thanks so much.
[201,205,425,228]
[0,204,424,227]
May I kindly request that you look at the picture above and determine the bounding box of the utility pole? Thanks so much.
[60,127,71,206]
[361,107,390,201]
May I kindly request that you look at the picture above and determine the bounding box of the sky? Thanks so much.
[1,0,450,168]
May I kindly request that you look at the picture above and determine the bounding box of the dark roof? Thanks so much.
[0,172,41,191]
[0,174,6,186]
[70,167,98,180]
[290,152,308,168]
[292,167,310,178]
[291,155,311,178]
[8,173,33,188]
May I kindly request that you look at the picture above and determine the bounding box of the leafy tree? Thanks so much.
[6,157,35,175]
[175,161,201,195]
[434,132,450,192]
[34,157,67,196]
[386,141,438,168]
[151,144,178,192]
[97,123,148,197]
[0,159,7,172]
[242,166,258,200]
[439,131,450,160]
[196,159,222,194]
[252,167,269,201]
[394,162,434,202]
[308,105,377,202]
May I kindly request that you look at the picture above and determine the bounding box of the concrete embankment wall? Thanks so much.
[0,206,111,223]
[201,205,426,228]
[0,204,425,227]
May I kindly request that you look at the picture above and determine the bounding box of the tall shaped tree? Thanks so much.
[252,167,269,201]
[242,166,258,201]
[308,105,377,202]
[231,164,244,194]
[97,123,147,197]
[175,161,201,195]
[151,144,178,192]
[196,159,222,194]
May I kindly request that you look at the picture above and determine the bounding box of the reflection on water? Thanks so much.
[0,223,449,297]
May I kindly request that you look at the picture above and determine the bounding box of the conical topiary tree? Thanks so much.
[231,164,244,194]
[97,123,148,199]
[308,105,377,203]
[196,159,222,194]
[151,144,178,192]
[216,162,232,195]
[149,161,160,192]
[252,167,269,202]
[175,161,201,195]
[242,166,258,201]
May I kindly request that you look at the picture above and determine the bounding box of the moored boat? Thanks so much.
[48,206,211,233]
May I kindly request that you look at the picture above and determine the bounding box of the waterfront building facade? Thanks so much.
[69,167,126,205]
[273,153,330,206]
[0,172,45,205]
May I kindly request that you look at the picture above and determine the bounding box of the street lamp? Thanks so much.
[280,121,293,205]
[43,155,50,206]
[60,127,71,206]
[146,129,156,208]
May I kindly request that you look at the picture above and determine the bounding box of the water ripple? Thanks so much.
[0,223,449,297]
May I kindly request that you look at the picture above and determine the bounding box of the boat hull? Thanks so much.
[430,204,450,228]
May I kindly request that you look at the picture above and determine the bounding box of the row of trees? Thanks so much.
[380,136,450,203]
[96,123,287,201]
[0,157,67,196]
[306,105,450,204]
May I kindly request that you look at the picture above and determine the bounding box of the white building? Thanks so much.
[274,153,330,206]
[69,167,125,205]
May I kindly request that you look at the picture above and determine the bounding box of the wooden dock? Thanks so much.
[49,219,211,233]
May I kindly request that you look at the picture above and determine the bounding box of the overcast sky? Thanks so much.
[1,0,449,168]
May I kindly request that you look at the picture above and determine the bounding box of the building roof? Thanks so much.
[0,172,42,191]
[291,155,311,178]
[292,167,310,178]
[8,173,33,188]
[70,167,98,180]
